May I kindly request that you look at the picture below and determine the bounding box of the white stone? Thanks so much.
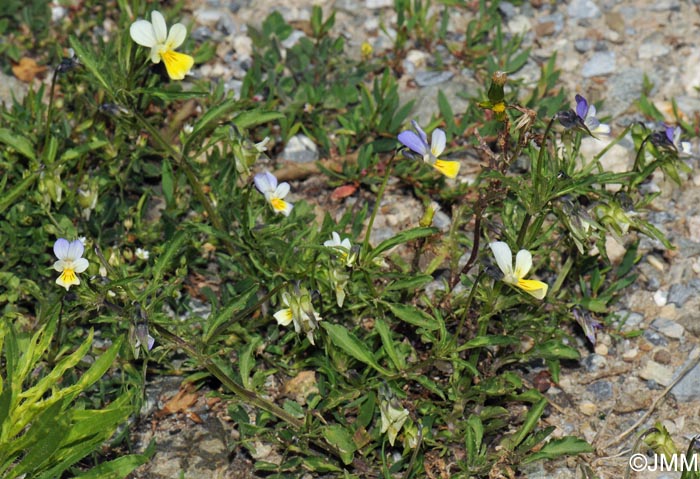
[654,289,668,307]
[639,360,674,386]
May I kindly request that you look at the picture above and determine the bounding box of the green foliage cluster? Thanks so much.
[0,0,694,477]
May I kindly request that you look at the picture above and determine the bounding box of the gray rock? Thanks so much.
[567,0,602,20]
[365,0,392,8]
[402,76,477,121]
[216,15,237,35]
[650,317,685,339]
[648,0,681,11]
[581,51,616,77]
[498,2,517,20]
[671,350,700,402]
[605,68,646,117]
[643,329,668,346]
[191,26,214,42]
[414,70,455,87]
[574,38,595,53]
[667,282,699,307]
[583,353,607,372]
[538,13,564,35]
[586,380,613,400]
[0,72,29,109]
[282,134,318,163]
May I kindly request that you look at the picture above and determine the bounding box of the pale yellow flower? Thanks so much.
[489,241,548,300]
[130,10,194,80]
[53,238,89,290]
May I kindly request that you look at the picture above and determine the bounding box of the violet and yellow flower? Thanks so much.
[398,121,460,179]
[53,238,89,290]
[130,10,194,80]
[489,241,548,300]
[254,171,293,216]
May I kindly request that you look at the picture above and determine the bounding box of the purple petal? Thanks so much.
[398,130,429,155]
[664,125,675,144]
[575,94,588,120]
[411,120,428,145]
[53,238,70,260]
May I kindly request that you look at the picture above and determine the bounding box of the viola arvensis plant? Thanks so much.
[254,171,294,216]
[130,10,194,80]
[489,241,548,300]
[53,238,89,290]
[398,121,461,179]
[575,94,611,135]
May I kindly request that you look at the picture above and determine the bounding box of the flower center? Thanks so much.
[271,198,286,212]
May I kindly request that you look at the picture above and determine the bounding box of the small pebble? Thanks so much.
[579,401,597,416]
[622,348,638,361]
[653,290,668,306]
[594,344,608,356]
[653,348,673,365]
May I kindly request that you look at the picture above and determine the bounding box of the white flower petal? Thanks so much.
[129,20,157,47]
[167,23,187,49]
[431,128,446,157]
[53,259,67,272]
[274,182,290,199]
[514,249,533,279]
[73,258,89,273]
[274,308,294,326]
[254,171,277,194]
[66,240,84,261]
[150,10,168,43]
[489,241,513,277]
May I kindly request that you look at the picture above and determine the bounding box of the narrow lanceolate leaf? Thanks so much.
[523,437,594,463]
[0,129,36,161]
[385,302,438,331]
[367,227,437,259]
[320,323,391,376]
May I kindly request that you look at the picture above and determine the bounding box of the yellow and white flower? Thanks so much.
[273,289,322,345]
[254,171,293,216]
[489,241,548,300]
[129,10,194,80]
[53,238,89,290]
[324,231,355,266]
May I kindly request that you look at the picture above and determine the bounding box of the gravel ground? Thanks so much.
[6,0,700,478]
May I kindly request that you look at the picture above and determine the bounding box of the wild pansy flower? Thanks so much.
[254,171,293,216]
[135,248,150,260]
[324,231,354,266]
[575,94,611,135]
[558,94,610,137]
[398,121,460,179]
[130,10,194,80]
[653,125,692,155]
[53,238,89,290]
[274,287,322,345]
[489,241,548,300]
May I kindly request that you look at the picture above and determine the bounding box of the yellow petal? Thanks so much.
[270,198,293,216]
[160,50,194,80]
[56,268,80,290]
[432,159,460,179]
[516,278,548,300]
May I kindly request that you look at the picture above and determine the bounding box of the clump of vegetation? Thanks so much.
[0,0,693,477]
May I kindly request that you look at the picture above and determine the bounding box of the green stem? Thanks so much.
[42,68,60,159]
[534,116,556,201]
[362,150,397,260]
[454,270,484,341]
[516,213,531,249]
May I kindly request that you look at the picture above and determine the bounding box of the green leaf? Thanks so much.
[531,340,580,360]
[151,230,188,283]
[457,335,519,351]
[232,111,286,129]
[72,441,155,479]
[385,303,438,331]
[239,337,262,389]
[0,128,36,161]
[367,227,437,260]
[320,323,391,375]
[385,274,433,291]
[501,397,547,451]
[321,424,356,465]
[161,158,175,208]
[0,169,41,214]
[69,36,111,93]
[302,456,343,473]
[374,318,403,370]
[523,437,593,463]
